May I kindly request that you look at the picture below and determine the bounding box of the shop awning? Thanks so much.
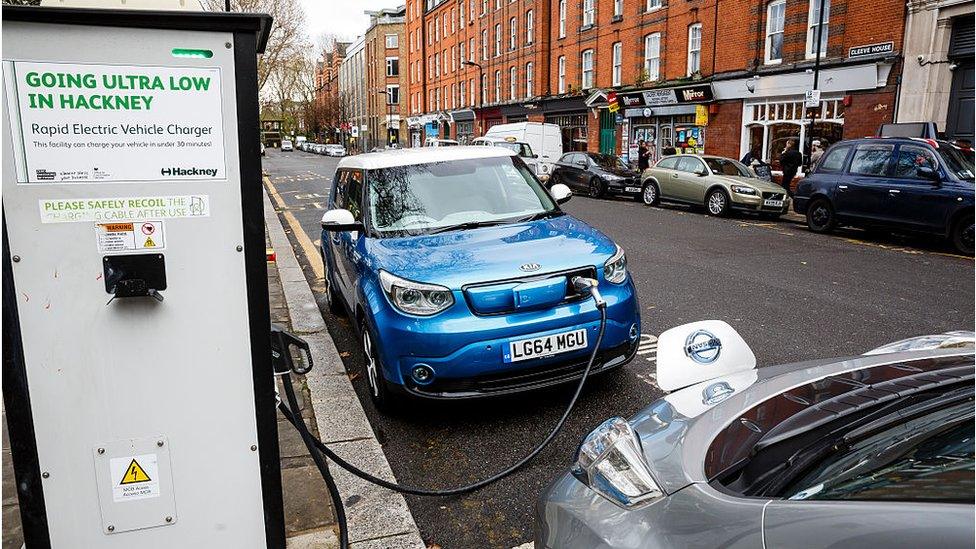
[449,109,476,122]
[712,61,893,100]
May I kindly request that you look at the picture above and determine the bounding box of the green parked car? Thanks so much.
[640,154,791,218]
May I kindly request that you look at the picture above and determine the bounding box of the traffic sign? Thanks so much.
[805,89,821,108]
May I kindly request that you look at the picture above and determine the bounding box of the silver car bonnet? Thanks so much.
[629,348,976,495]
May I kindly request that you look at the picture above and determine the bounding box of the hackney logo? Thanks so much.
[685,329,722,364]
[160,167,219,178]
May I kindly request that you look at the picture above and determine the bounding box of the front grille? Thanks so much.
[462,266,597,316]
[406,339,638,397]
[762,192,786,200]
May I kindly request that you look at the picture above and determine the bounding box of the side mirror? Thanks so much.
[916,166,941,183]
[321,209,364,232]
[531,154,539,159]
[575,160,588,168]
[696,169,709,177]
[550,183,572,205]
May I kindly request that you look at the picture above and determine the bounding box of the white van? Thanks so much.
[471,136,546,180]
[484,122,562,178]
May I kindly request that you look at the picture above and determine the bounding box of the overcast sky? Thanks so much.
[300,0,404,44]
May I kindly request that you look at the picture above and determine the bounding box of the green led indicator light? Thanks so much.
[171,48,214,59]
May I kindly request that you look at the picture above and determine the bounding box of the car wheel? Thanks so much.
[548,172,561,189]
[361,324,399,413]
[325,274,344,316]
[705,189,730,217]
[641,181,660,206]
[952,214,975,255]
[806,198,836,233]
[588,177,604,199]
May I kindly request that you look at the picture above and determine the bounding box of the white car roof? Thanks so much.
[337,146,516,170]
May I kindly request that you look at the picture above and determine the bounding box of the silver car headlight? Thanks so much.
[379,270,454,316]
[864,331,975,355]
[603,245,627,284]
[572,417,663,509]
[730,184,758,196]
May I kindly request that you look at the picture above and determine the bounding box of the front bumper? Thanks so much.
[369,278,641,399]
[730,191,791,213]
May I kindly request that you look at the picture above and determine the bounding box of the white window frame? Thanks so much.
[558,0,567,38]
[806,0,830,59]
[558,56,566,93]
[765,0,786,64]
[646,0,661,11]
[451,8,456,34]
[612,42,622,86]
[451,46,456,72]
[469,38,475,62]
[471,77,476,105]
[386,84,400,105]
[581,49,594,89]
[613,0,623,17]
[687,23,702,76]
[435,18,440,41]
[386,56,399,77]
[510,17,517,50]
[494,23,502,56]
[385,34,399,49]
[644,33,660,80]
[459,42,466,66]
[494,69,501,102]
[582,0,595,27]
[481,74,488,103]
[459,2,465,26]
[510,66,517,99]
[460,80,466,106]
[451,83,456,108]
[525,61,533,97]
[482,29,489,60]
[526,10,534,44]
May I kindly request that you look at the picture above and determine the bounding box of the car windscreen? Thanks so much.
[495,142,534,157]
[938,146,975,181]
[590,154,627,170]
[366,156,558,236]
[783,400,974,503]
[704,157,751,177]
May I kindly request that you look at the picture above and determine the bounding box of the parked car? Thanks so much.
[424,138,460,147]
[280,139,293,152]
[325,144,347,157]
[484,122,563,178]
[319,146,640,411]
[536,319,975,548]
[794,138,975,254]
[549,152,643,199]
[641,154,792,217]
[472,136,546,180]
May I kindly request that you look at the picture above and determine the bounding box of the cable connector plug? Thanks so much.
[571,276,606,309]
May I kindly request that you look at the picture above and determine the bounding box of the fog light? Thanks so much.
[411,364,434,384]
[629,324,639,340]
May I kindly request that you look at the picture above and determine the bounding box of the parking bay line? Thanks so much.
[265,176,325,280]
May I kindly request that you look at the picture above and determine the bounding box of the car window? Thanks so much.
[590,154,627,170]
[893,145,940,180]
[656,157,679,170]
[333,170,348,209]
[703,157,751,177]
[346,170,364,220]
[676,156,705,174]
[558,153,575,164]
[849,144,894,176]
[817,145,851,173]
[939,145,975,181]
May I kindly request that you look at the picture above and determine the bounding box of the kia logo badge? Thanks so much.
[520,263,541,272]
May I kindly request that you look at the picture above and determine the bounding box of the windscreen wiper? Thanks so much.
[512,211,562,223]
[426,220,509,234]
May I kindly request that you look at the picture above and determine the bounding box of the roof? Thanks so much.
[337,146,516,171]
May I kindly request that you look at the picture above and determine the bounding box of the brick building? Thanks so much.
[406,0,911,175]
[315,41,350,141]
[365,6,409,150]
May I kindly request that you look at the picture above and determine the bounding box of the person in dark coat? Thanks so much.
[779,140,803,197]
[637,141,650,171]
[662,145,677,156]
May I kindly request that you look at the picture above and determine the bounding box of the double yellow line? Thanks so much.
[264,176,326,280]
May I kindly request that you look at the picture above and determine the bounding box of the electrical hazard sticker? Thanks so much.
[110,454,160,502]
[95,220,165,253]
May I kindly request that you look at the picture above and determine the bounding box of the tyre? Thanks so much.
[952,214,975,255]
[806,197,836,233]
[641,180,660,206]
[325,275,344,316]
[588,177,604,199]
[547,172,561,189]
[361,324,399,413]
[705,188,731,217]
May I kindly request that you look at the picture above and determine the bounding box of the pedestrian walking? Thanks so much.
[779,140,802,197]
[809,140,826,167]
[637,140,650,172]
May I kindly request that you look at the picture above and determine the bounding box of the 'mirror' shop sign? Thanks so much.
[4,61,226,183]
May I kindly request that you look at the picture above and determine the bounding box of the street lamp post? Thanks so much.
[461,60,484,135]
[805,0,828,168]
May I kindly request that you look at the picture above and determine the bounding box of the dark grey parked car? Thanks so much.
[536,320,975,548]
[548,152,643,199]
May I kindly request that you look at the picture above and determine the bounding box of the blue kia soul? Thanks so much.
[319,147,640,411]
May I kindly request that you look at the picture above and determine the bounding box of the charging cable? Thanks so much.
[276,276,609,548]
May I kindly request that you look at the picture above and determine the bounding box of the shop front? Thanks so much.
[449,109,476,144]
[617,84,713,165]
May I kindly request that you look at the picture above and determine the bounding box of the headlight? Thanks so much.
[729,184,758,195]
[603,245,627,284]
[572,417,663,509]
[379,270,454,316]
[864,331,975,355]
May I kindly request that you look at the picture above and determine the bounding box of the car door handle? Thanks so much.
[889,189,901,194]
[838,185,848,190]
[671,174,679,178]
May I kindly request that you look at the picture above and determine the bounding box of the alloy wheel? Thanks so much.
[811,205,831,228]
[642,184,656,205]
[363,330,379,398]
[589,179,601,198]
[707,192,726,215]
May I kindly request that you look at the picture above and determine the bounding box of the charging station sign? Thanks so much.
[5,61,226,183]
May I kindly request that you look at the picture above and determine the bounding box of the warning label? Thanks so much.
[110,454,160,502]
[95,220,165,253]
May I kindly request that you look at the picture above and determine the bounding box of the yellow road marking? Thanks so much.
[264,176,325,279]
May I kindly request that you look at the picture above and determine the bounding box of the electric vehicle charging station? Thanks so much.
[1,5,285,548]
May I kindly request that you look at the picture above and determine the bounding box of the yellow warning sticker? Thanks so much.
[119,459,152,485]
[143,236,156,248]
[95,220,165,253]
[110,453,160,502]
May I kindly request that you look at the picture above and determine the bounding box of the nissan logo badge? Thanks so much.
[520,263,541,272]
[684,330,722,364]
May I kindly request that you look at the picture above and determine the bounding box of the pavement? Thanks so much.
[262,148,974,549]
